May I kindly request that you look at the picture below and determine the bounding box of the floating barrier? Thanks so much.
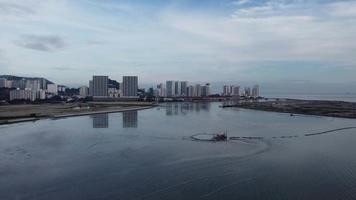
[189,126,356,143]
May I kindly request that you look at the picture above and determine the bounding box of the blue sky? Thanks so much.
[0,0,356,93]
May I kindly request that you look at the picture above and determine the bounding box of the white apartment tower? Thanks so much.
[166,81,175,97]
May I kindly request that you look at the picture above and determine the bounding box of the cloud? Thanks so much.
[15,35,66,52]
[162,0,356,66]
[0,1,35,16]
[1,0,356,85]
[232,0,251,6]
[327,1,356,17]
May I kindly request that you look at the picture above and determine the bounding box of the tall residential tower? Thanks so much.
[122,76,138,97]
[92,76,108,97]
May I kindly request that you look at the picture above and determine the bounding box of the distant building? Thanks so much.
[174,81,181,96]
[89,80,93,96]
[25,79,41,91]
[79,86,89,97]
[166,81,175,97]
[11,79,26,89]
[5,80,13,88]
[39,89,46,100]
[252,85,260,97]
[157,83,165,97]
[244,87,251,97]
[180,81,188,96]
[47,84,58,95]
[194,84,201,97]
[223,85,231,96]
[108,87,120,98]
[187,85,194,97]
[0,78,6,88]
[92,76,108,97]
[58,85,66,93]
[122,76,138,97]
[232,86,240,96]
[10,89,38,101]
[201,83,211,97]
[39,78,48,90]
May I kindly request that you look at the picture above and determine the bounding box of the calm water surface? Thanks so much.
[1,102,356,200]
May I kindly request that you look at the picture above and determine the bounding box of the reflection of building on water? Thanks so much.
[92,113,109,128]
[123,111,138,128]
[165,102,211,116]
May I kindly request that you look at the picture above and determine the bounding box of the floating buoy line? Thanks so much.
[189,126,356,142]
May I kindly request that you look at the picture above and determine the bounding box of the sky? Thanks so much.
[0,0,356,93]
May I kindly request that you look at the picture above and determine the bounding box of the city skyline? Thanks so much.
[0,0,356,94]
[1,74,261,102]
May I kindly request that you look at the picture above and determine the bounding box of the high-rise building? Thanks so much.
[25,80,41,91]
[0,78,5,88]
[175,81,181,96]
[157,83,165,97]
[5,80,13,88]
[244,87,251,97]
[194,84,201,97]
[252,85,260,97]
[89,80,93,96]
[47,84,58,95]
[10,79,26,89]
[10,89,38,101]
[232,86,240,96]
[201,83,211,97]
[39,78,47,90]
[122,76,138,97]
[39,89,46,100]
[166,81,175,97]
[187,85,194,97]
[180,81,188,96]
[79,86,89,97]
[92,76,108,97]
[223,85,231,96]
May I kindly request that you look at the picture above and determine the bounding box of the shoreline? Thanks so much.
[223,99,356,119]
[0,102,154,125]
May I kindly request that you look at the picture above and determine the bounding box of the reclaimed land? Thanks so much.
[0,101,154,125]
[223,99,356,119]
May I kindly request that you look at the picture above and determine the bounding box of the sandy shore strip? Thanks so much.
[0,102,154,125]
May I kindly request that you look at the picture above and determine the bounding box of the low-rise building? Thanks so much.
[47,84,58,95]
[79,86,89,97]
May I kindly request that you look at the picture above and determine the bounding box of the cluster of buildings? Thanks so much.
[1,74,261,102]
[84,75,138,99]
[0,75,139,102]
[0,77,66,101]
[222,85,259,97]
[156,81,211,97]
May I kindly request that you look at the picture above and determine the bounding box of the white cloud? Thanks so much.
[0,0,356,84]
[232,0,251,5]
[162,0,356,66]
[327,1,356,17]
